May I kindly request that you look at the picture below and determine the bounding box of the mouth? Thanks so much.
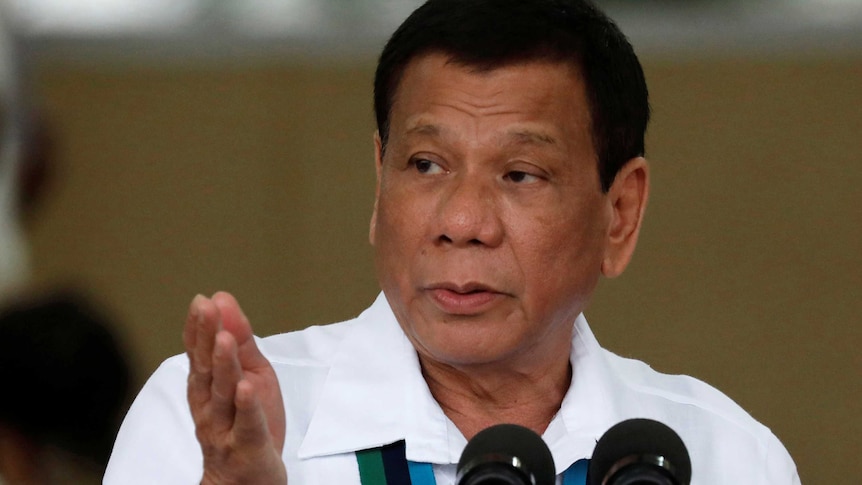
[425,282,505,315]
[431,282,495,294]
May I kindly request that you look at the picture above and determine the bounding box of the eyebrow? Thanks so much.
[506,129,558,146]
[404,121,558,147]
[404,122,441,137]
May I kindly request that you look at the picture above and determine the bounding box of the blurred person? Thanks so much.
[0,4,28,296]
[0,290,132,485]
[0,7,127,484]
[0,3,49,298]
[106,1,800,484]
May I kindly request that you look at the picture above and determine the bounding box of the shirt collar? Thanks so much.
[297,292,421,459]
[546,314,625,471]
[297,294,622,472]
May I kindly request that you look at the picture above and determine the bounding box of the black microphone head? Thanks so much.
[587,418,691,485]
[457,423,556,485]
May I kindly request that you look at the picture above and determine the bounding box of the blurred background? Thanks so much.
[1,0,859,483]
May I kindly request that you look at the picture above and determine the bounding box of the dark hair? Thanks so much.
[0,291,132,469]
[373,0,649,192]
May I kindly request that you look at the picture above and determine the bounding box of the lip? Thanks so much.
[425,282,505,315]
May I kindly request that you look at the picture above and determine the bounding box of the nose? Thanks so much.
[434,174,504,248]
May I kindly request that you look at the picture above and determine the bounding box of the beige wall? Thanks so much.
[25,55,860,483]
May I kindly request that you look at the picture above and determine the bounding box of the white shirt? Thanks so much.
[105,293,800,484]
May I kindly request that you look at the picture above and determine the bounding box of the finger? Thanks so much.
[232,379,271,449]
[186,296,220,409]
[193,296,222,375]
[212,292,270,370]
[212,292,253,344]
[182,294,205,354]
[209,330,243,431]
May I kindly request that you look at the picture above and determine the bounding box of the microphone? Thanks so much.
[587,418,691,485]
[456,423,555,485]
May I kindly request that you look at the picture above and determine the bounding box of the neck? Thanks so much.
[420,349,572,441]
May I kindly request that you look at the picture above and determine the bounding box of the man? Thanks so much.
[105,1,800,483]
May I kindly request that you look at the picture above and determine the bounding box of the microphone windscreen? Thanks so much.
[588,418,691,485]
[457,423,555,485]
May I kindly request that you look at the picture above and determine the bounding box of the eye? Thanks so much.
[504,170,541,184]
[411,158,446,175]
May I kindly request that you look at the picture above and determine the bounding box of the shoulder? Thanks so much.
[105,316,367,484]
[600,350,799,484]
[256,293,395,369]
[257,317,360,367]
[603,350,759,428]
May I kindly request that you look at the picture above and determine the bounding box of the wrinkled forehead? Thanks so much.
[394,50,585,104]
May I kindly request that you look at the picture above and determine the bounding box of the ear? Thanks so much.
[369,131,384,246]
[601,157,649,278]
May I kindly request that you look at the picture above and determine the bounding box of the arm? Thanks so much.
[184,292,287,485]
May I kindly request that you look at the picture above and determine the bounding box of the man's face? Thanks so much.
[370,53,620,369]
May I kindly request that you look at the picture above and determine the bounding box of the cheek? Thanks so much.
[376,190,414,244]
[513,204,607,295]
[519,200,604,253]
[373,187,427,275]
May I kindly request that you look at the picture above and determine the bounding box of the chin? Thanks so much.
[416,330,524,368]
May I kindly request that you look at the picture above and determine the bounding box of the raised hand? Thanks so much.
[183,292,287,485]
